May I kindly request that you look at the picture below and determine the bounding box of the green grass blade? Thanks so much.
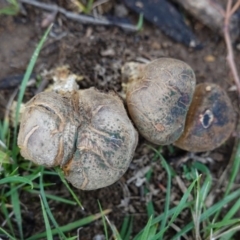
[7,25,52,239]
[148,147,172,237]
[85,0,94,13]
[98,200,108,240]
[0,0,19,16]
[146,200,155,219]
[214,141,240,221]
[0,118,9,142]
[105,215,122,240]
[168,177,198,226]
[207,219,240,229]
[4,172,41,198]
[0,176,33,187]
[151,176,199,240]
[209,195,240,239]
[0,227,15,240]
[133,202,193,240]
[39,195,53,240]
[13,24,53,152]
[192,172,202,240]
[0,149,12,164]
[140,215,153,240]
[147,223,158,240]
[136,13,144,31]
[0,7,17,15]
[159,156,171,233]
[0,203,15,238]
[27,189,77,205]
[225,141,240,196]
[120,216,131,238]
[213,224,240,239]
[219,231,235,240]
[201,190,240,220]
[222,198,240,222]
[192,161,212,197]
[124,217,133,240]
[11,187,23,239]
[56,167,84,210]
[26,209,112,240]
[39,167,66,239]
[171,189,240,239]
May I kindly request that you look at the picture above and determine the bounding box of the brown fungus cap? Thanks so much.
[123,58,196,145]
[174,83,236,152]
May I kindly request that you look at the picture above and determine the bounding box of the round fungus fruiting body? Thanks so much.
[18,88,138,190]
[17,91,78,168]
[64,88,138,190]
[174,83,236,152]
[122,58,196,145]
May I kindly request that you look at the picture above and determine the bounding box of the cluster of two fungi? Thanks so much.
[18,58,235,190]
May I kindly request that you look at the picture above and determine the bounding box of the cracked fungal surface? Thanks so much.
[122,58,196,145]
[18,88,138,190]
[174,83,236,152]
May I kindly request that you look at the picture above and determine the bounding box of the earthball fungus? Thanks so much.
[17,59,236,191]
[18,88,138,190]
[122,58,196,145]
[174,83,235,152]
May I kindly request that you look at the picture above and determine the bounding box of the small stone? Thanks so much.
[114,4,128,17]
[100,48,115,57]
[204,55,215,62]
[151,41,161,50]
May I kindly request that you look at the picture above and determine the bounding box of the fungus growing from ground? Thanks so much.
[174,83,235,152]
[18,78,138,190]
[122,58,196,145]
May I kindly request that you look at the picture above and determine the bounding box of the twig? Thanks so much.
[230,0,240,16]
[205,0,240,209]
[209,0,225,17]
[221,0,240,196]
[224,0,240,95]
[19,0,139,31]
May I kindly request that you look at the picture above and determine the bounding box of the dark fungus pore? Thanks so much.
[18,88,138,190]
[174,83,236,152]
[122,58,196,145]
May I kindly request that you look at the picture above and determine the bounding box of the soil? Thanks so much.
[0,0,239,239]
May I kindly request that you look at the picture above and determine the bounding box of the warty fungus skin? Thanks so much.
[174,83,235,152]
[122,58,196,145]
[18,88,138,190]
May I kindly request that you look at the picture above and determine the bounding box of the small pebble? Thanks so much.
[204,55,215,62]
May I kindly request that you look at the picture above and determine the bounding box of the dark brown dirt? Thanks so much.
[0,0,239,239]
